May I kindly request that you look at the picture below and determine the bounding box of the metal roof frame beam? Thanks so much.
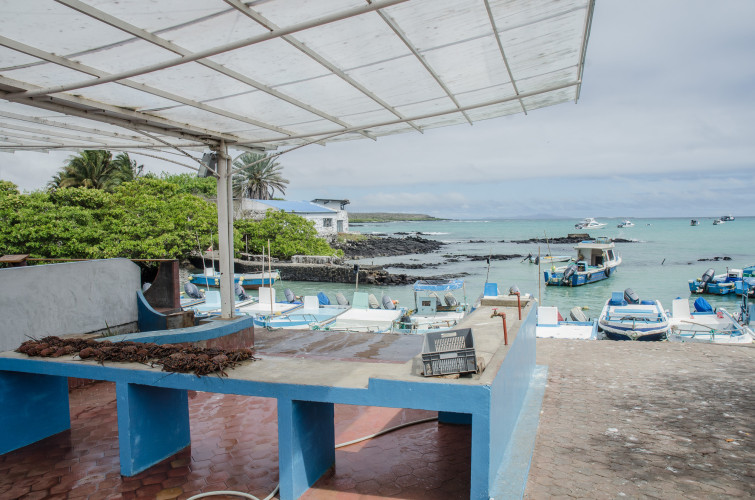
[374,7,474,126]
[8,0,410,100]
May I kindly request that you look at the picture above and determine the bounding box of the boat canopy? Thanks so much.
[413,279,465,292]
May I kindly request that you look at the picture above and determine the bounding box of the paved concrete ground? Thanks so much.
[525,339,754,499]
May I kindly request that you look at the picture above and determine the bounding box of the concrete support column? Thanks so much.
[277,399,335,500]
[215,142,235,319]
[116,382,190,476]
[470,412,492,500]
[0,371,70,454]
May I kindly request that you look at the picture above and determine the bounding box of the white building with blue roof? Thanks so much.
[240,199,349,239]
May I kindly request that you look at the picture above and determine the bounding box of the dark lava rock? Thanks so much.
[698,256,732,261]
[510,235,637,244]
[332,235,444,259]
[464,254,525,261]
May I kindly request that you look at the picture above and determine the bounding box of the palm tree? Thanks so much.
[48,150,143,191]
[232,152,289,200]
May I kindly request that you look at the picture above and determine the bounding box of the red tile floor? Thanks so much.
[0,381,471,499]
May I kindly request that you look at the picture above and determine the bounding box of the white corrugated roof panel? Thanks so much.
[0,0,594,156]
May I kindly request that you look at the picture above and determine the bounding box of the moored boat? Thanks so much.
[617,219,634,228]
[392,279,469,333]
[188,268,280,289]
[536,306,598,340]
[690,219,699,226]
[713,218,724,225]
[315,291,405,333]
[544,237,621,286]
[524,253,572,265]
[721,215,735,221]
[667,297,753,343]
[688,268,742,295]
[598,289,669,341]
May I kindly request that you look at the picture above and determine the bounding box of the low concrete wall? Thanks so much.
[0,259,141,352]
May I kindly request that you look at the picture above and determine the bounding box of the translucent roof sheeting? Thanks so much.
[0,0,595,156]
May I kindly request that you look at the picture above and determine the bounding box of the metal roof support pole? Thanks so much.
[215,141,235,319]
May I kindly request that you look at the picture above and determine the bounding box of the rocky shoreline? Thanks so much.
[183,233,648,287]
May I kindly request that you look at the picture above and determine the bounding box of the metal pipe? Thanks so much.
[502,313,508,346]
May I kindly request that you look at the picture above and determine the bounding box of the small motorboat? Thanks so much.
[188,267,280,289]
[544,237,621,287]
[391,279,469,333]
[536,306,598,340]
[667,297,753,343]
[598,288,669,341]
[690,219,699,226]
[617,219,634,228]
[523,253,572,265]
[688,268,742,295]
[721,215,735,221]
[574,217,606,229]
[253,295,347,329]
[713,218,724,225]
[315,291,405,333]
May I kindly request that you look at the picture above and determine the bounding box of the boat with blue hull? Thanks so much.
[598,289,669,341]
[188,268,280,289]
[544,237,621,287]
[688,268,744,295]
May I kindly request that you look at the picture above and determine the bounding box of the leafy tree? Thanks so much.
[234,210,342,259]
[159,173,217,198]
[48,150,143,191]
[232,152,289,200]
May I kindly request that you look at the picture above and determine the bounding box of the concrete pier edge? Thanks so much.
[490,364,548,500]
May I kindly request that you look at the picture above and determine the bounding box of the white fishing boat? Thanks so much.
[392,279,469,333]
[544,237,621,287]
[617,219,634,228]
[253,296,347,329]
[536,306,598,340]
[316,292,404,333]
[666,297,753,343]
[574,217,606,229]
[598,289,669,341]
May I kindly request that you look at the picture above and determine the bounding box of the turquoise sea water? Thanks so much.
[278,217,755,318]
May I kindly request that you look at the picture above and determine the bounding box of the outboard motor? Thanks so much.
[368,294,380,309]
[444,292,459,307]
[382,295,396,310]
[533,255,540,265]
[623,288,640,304]
[694,297,714,313]
[569,307,589,322]
[562,263,577,284]
[184,282,203,299]
[335,292,349,306]
[509,285,520,295]
[235,283,249,301]
[284,288,296,303]
[317,291,330,306]
[699,268,715,292]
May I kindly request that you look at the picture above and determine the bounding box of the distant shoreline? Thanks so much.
[349,212,446,223]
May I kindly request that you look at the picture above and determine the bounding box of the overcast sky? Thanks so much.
[2,1,753,219]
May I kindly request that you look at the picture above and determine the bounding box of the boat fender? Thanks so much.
[184,282,203,299]
[604,266,611,277]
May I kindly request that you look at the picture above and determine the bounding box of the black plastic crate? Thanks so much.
[421,328,477,377]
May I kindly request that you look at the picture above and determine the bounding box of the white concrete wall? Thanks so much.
[0,259,141,352]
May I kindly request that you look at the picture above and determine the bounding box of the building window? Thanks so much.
[323,218,333,227]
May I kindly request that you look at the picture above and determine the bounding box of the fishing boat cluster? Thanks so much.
[534,217,754,344]
[176,216,753,345]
